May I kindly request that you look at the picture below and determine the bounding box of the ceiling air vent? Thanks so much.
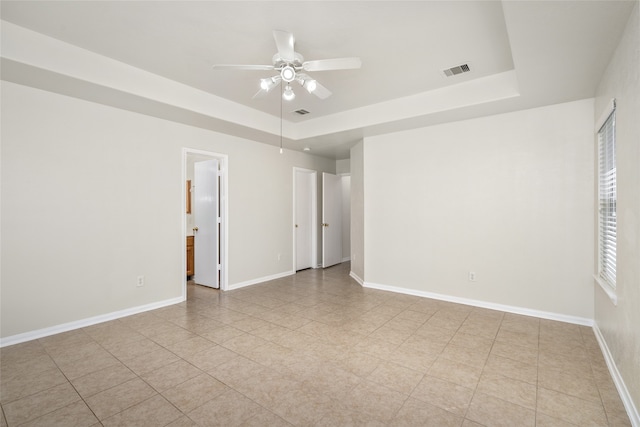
[293,109,310,115]
[443,63,471,77]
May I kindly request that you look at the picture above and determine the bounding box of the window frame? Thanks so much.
[595,99,617,305]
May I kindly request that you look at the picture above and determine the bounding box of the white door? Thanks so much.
[295,170,313,270]
[194,159,219,288]
[322,172,343,268]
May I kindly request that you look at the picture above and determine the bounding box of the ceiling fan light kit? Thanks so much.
[305,80,317,93]
[283,84,295,101]
[281,65,296,82]
[213,30,361,102]
[260,76,280,92]
[297,75,317,94]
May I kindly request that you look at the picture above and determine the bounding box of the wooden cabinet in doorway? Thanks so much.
[186,236,194,277]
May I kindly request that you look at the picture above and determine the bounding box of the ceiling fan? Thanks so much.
[212,30,361,101]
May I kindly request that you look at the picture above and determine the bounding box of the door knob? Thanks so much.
[193,227,199,232]
[295,224,299,228]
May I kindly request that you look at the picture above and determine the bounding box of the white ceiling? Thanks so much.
[1,1,635,159]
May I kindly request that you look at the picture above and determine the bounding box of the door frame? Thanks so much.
[292,167,318,272]
[182,148,228,297]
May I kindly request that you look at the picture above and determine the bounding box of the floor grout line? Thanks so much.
[0,263,630,426]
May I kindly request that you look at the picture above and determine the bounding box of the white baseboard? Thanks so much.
[342,256,352,262]
[0,296,185,348]
[363,281,593,326]
[593,323,640,427]
[227,270,295,291]
[349,271,364,286]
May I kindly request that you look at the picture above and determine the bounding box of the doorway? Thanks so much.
[293,168,317,271]
[183,148,228,296]
[322,172,343,268]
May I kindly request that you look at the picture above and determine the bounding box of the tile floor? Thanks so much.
[0,262,631,426]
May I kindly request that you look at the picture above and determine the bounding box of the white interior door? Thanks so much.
[295,170,314,270]
[322,172,343,268]
[194,159,219,288]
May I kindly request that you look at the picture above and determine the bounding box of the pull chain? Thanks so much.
[280,83,284,154]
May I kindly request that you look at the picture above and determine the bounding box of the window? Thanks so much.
[597,102,616,289]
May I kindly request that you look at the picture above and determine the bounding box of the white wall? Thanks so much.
[336,159,350,175]
[350,142,365,282]
[594,2,640,418]
[0,81,335,340]
[336,158,352,263]
[341,176,351,261]
[363,99,595,320]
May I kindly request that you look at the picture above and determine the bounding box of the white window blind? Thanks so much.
[598,106,616,288]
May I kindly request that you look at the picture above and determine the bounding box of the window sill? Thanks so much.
[594,274,618,306]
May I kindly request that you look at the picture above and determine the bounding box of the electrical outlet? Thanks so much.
[468,272,476,282]
[137,275,145,287]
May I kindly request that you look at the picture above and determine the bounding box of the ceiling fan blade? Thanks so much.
[212,64,274,71]
[252,88,269,99]
[302,57,362,72]
[311,80,332,99]
[273,30,295,62]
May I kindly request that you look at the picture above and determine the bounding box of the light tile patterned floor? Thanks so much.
[0,263,631,426]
